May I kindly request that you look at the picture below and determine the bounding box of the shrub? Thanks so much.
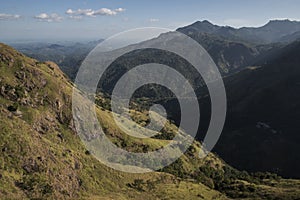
[8,103,18,112]
[128,179,145,191]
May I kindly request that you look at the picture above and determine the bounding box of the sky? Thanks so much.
[1,0,300,42]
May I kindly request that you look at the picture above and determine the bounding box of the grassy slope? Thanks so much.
[0,43,299,199]
[0,43,226,199]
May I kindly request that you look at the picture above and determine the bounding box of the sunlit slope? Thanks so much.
[0,43,227,199]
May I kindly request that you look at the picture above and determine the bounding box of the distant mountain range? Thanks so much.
[10,41,100,80]
[13,20,300,82]
[178,19,300,44]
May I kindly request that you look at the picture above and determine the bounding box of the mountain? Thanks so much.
[93,30,278,100]
[178,19,300,44]
[238,20,300,43]
[212,40,300,178]
[19,31,266,100]
[177,20,220,34]
[11,20,300,85]
[128,32,300,179]
[177,31,263,75]
[11,22,280,83]
[1,43,300,199]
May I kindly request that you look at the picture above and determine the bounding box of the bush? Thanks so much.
[161,159,185,178]
[16,174,53,198]
[8,103,18,112]
[128,179,145,191]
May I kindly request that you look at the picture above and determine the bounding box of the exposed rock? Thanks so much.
[45,115,55,123]
[45,61,61,73]
[40,79,47,87]
[13,110,23,117]
[56,99,62,110]
[0,86,5,96]
[57,133,64,142]
[15,71,26,80]
[33,119,53,134]
[8,58,14,67]
[22,158,40,173]
[74,160,81,170]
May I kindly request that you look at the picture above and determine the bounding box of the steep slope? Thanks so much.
[213,40,300,178]
[95,30,271,102]
[0,43,300,199]
[177,31,261,75]
[177,21,290,76]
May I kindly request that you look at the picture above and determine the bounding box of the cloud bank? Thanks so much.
[0,13,21,20]
[66,8,125,18]
[34,13,63,22]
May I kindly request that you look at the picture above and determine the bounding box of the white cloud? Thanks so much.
[65,8,125,17]
[115,8,126,12]
[68,15,83,20]
[66,9,94,16]
[149,18,159,22]
[94,8,117,16]
[34,13,63,22]
[0,13,21,20]
[66,9,73,14]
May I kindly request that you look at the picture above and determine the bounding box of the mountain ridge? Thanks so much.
[178,19,300,44]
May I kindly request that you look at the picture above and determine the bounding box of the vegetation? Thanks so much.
[0,43,300,199]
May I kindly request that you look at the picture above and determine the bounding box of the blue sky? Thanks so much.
[1,0,300,41]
